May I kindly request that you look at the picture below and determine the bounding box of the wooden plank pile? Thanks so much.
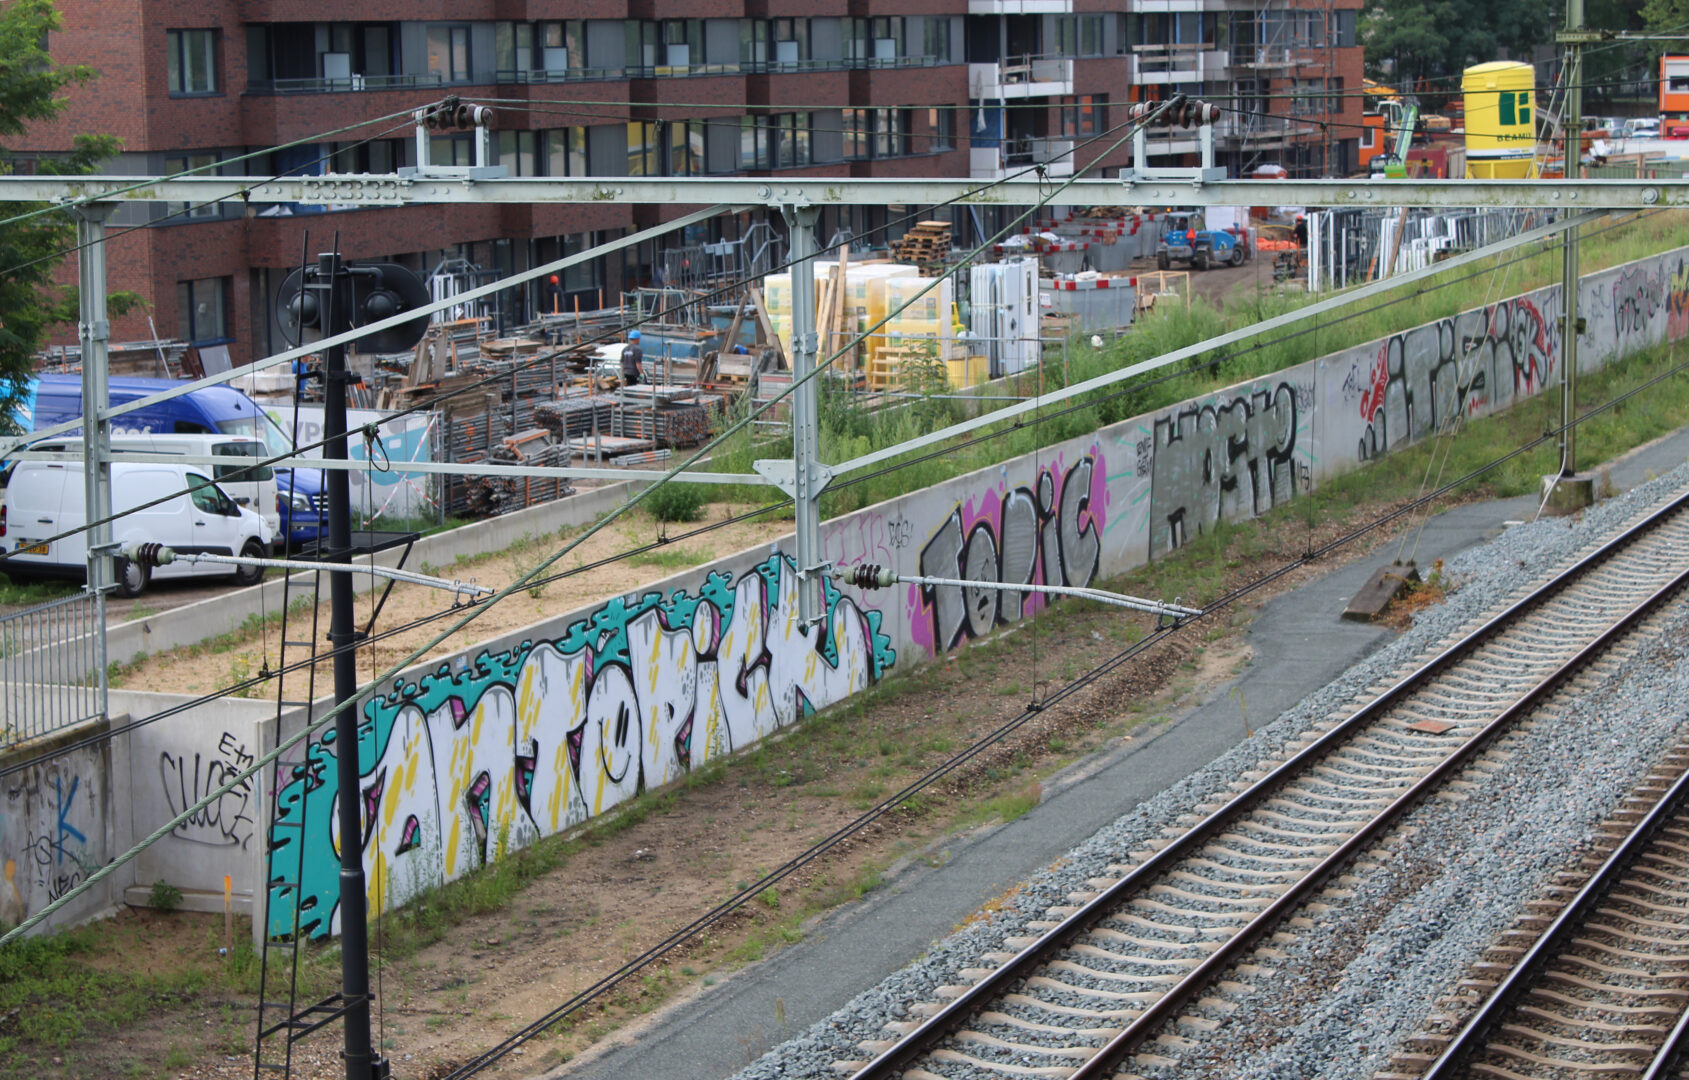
[889,221,952,276]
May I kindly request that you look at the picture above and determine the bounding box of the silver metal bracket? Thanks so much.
[752,458,835,501]
[1120,122,1226,185]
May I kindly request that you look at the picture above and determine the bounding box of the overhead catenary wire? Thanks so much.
[0,93,1196,948]
[1,201,1661,796]
[1,201,1660,786]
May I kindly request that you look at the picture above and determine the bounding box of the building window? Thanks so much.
[927,108,953,151]
[669,120,705,176]
[871,108,905,157]
[1055,17,1077,57]
[923,18,951,64]
[661,20,701,72]
[164,154,220,218]
[427,25,472,83]
[495,130,539,175]
[1060,95,1104,137]
[546,128,588,176]
[627,121,659,175]
[844,109,867,160]
[778,113,811,167]
[429,134,475,166]
[562,233,600,292]
[167,29,217,95]
[741,116,771,170]
[1080,16,1105,57]
[843,109,912,159]
[740,21,768,66]
[178,278,228,342]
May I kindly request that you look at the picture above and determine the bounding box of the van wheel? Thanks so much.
[234,540,267,587]
[113,556,149,598]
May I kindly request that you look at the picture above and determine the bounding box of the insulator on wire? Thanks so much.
[125,541,175,568]
[842,564,896,590]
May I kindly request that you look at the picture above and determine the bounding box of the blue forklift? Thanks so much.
[1156,211,1250,271]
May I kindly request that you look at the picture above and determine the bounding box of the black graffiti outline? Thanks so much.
[916,455,1102,651]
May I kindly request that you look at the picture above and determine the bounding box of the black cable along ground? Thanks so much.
[432,347,1689,1079]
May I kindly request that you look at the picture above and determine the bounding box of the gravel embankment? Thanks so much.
[732,464,1689,1080]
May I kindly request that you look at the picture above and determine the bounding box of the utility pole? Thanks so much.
[311,252,386,1080]
[1559,0,1587,481]
[74,204,113,717]
[755,205,833,629]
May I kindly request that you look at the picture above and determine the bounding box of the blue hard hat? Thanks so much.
[628,329,641,340]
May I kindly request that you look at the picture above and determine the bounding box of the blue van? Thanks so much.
[10,375,326,548]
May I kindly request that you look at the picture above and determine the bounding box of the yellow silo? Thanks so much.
[1463,61,1539,178]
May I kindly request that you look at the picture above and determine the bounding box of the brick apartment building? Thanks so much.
[22,0,1360,362]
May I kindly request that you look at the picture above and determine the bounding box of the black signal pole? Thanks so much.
[312,251,385,1080]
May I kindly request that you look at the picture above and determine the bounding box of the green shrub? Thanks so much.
[148,879,183,913]
[643,482,705,523]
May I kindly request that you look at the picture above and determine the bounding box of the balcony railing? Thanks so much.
[246,72,445,95]
[968,55,1074,99]
[971,136,1076,179]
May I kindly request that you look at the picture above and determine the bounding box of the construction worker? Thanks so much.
[621,328,644,386]
[1293,215,1308,248]
[542,274,564,315]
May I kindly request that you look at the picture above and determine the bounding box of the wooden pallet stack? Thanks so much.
[890,221,952,276]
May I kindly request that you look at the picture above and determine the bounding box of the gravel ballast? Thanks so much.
[731,464,1689,1080]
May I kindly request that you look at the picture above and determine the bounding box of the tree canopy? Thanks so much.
[0,0,127,433]
[1361,0,1552,106]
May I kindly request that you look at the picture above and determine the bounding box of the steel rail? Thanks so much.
[850,486,1689,1080]
[1421,743,1689,1079]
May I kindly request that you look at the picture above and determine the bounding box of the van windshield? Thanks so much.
[217,413,295,463]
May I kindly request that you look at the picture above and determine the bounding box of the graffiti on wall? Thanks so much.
[1149,382,1310,557]
[907,450,1107,655]
[268,552,894,939]
[3,766,100,921]
[161,731,256,848]
[1612,264,1665,344]
[1669,257,1689,342]
[1343,297,1557,462]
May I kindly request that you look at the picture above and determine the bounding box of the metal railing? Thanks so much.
[0,591,105,750]
[246,72,446,95]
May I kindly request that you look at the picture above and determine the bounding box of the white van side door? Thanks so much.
[5,462,70,567]
[186,472,244,575]
[114,467,193,580]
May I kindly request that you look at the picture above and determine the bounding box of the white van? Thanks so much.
[3,456,272,596]
[107,433,280,541]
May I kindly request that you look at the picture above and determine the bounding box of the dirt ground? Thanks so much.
[1129,249,1294,315]
[5,479,1477,1080]
[108,501,782,700]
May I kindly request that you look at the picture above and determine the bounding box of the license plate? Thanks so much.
[16,541,47,556]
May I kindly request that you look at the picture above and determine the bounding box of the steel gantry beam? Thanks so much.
[9,175,1689,210]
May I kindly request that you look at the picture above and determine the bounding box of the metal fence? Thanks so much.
[1307,207,1553,292]
[0,591,105,750]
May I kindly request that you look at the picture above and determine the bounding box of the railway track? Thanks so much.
[1382,743,1689,1080]
[841,489,1689,1080]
